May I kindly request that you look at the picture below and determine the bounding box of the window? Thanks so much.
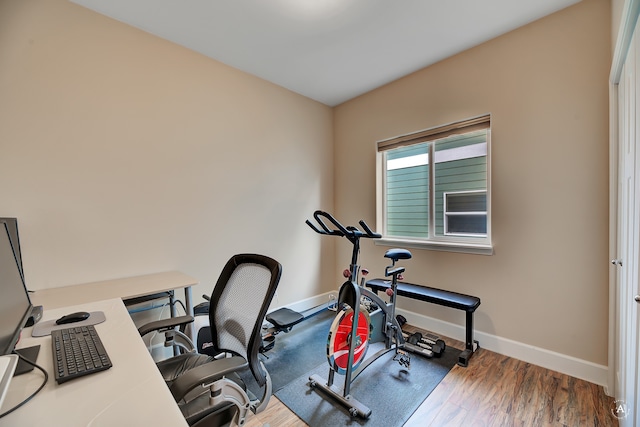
[376,115,492,254]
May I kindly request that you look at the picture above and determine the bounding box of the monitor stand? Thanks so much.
[14,345,41,376]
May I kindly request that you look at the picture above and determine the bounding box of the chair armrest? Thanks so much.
[169,356,249,402]
[138,315,194,337]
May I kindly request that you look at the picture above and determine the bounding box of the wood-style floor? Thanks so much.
[245,327,618,427]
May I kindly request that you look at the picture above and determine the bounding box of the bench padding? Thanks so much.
[366,279,480,312]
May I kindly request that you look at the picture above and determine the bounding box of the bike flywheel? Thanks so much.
[327,306,370,375]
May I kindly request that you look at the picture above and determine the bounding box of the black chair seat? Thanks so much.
[157,353,213,384]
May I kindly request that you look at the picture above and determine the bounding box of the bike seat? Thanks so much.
[384,248,412,261]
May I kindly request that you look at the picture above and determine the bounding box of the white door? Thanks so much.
[615,18,640,426]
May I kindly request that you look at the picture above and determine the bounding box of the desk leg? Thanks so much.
[169,291,177,318]
[184,285,194,342]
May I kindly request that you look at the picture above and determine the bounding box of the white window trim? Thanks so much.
[374,237,494,255]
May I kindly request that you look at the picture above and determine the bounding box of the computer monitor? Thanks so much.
[0,218,23,281]
[0,221,33,356]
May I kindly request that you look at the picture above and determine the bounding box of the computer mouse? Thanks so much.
[55,311,90,325]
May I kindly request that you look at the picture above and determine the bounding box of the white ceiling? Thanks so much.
[71,0,581,106]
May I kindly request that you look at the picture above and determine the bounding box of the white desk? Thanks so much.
[0,298,188,427]
[29,271,198,318]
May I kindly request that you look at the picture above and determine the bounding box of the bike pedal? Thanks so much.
[394,349,411,368]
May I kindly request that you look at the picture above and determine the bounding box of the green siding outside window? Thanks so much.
[386,144,429,238]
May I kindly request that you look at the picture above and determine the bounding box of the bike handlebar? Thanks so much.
[305,210,381,240]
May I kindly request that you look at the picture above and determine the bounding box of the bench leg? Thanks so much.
[458,311,478,367]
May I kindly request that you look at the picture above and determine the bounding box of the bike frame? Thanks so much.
[306,210,407,418]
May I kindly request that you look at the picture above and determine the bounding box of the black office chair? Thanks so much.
[138,253,282,427]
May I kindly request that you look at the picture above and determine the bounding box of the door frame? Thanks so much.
[609,0,640,407]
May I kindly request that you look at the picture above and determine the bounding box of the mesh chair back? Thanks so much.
[209,254,282,386]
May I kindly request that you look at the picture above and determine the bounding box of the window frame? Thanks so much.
[375,115,493,255]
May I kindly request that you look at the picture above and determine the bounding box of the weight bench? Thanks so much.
[366,279,481,367]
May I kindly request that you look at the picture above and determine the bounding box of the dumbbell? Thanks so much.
[431,339,446,357]
[404,331,446,358]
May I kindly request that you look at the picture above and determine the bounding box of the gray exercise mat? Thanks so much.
[275,341,460,427]
[31,311,106,337]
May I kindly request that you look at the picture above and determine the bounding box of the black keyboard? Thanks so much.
[51,325,113,384]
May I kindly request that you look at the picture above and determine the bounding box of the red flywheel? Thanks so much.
[326,307,370,375]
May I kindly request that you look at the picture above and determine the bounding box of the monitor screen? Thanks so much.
[0,221,32,356]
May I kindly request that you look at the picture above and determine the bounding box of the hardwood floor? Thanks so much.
[246,327,618,427]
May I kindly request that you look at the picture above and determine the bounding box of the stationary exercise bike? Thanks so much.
[305,210,416,419]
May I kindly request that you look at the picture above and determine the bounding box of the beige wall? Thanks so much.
[0,0,336,307]
[334,0,611,365]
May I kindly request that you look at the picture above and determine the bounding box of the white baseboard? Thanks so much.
[397,308,609,388]
[274,291,336,315]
